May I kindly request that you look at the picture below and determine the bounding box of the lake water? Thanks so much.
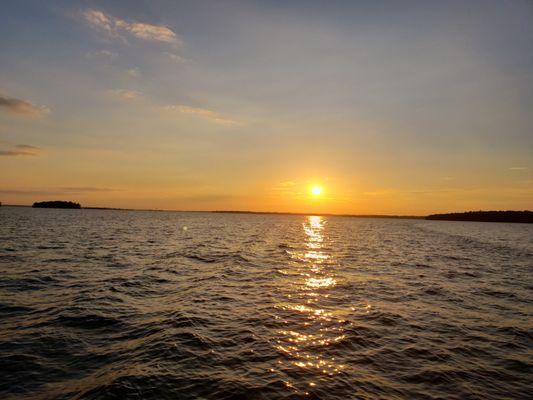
[0,206,531,399]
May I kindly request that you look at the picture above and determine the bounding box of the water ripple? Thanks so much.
[0,207,531,399]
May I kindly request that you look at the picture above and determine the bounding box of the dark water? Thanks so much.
[1,206,531,400]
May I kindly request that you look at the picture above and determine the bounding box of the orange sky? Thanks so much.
[1,1,532,214]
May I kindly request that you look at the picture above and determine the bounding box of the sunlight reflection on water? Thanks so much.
[2,208,532,399]
[275,216,347,394]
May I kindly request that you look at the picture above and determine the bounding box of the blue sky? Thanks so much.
[1,0,532,213]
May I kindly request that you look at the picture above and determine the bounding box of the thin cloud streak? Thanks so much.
[16,144,40,150]
[0,95,49,117]
[163,104,240,126]
[0,144,41,156]
[85,49,117,59]
[0,187,119,195]
[125,68,141,78]
[60,187,120,193]
[0,150,36,156]
[83,9,180,44]
[108,89,141,101]
[164,52,186,64]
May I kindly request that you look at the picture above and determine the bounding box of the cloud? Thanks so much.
[0,95,49,117]
[120,21,177,43]
[83,9,114,33]
[83,9,180,44]
[165,52,186,64]
[362,189,397,197]
[108,89,141,100]
[0,189,52,195]
[16,144,40,150]
[163,104,240,126]
[179,194,234,202]
[125,67,141,78]
[85,49,117,59]
[60,187,120,193]
[0,150,35,156]
[278,181,296,187]
[509,167,527,171]
[272,181,297,193]
[270,181,299,197]
[0,187,119,195]
[0,144,41,156]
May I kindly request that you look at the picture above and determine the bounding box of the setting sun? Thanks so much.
[311,186,323,196]
[0,3,532,400]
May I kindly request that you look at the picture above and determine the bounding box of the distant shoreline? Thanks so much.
[0,204,423,219]
[426,211,532,223]
[2,204,531,223]
[211,210,424,219]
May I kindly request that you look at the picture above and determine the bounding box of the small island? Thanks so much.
[32,201,81,209]
[426,210,532,223]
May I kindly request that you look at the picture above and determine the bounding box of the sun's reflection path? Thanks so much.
[273,216,348,395]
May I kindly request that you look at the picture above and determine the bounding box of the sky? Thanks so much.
[0,0,532,215]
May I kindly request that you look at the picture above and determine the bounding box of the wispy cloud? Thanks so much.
[60,187,120,193]
[362,189,397,197]
[164,52,186,64]
[163,104,240,126]
[178,194,234,203]
[278,181,296,187]
[0,144,41,156]
[15,144,40,150]
[0,187,119,195]
[108,89,142,101]
[0,150,35,156]
[272,181,297,192]
[85,49,117,59]
[83,9,180,44]
[125,67,141,78]
[0,95,49,117]
[270,181,299,197]
[509,167,527,171]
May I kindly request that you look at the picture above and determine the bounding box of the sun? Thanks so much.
[310,185,323,196]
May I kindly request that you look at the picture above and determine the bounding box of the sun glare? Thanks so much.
[311,186,323,196]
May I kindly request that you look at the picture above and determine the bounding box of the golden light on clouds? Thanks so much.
[82,8,180,44]
[1,2,531,213]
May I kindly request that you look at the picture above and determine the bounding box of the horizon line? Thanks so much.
[2,203,531,219]
[0,203,425,218]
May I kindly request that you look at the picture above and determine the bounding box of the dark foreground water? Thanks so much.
[0,207,531,400]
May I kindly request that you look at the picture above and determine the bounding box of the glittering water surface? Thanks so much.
[0,207,531,399]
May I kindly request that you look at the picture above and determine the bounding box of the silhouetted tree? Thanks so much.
[426,211,532,223]
[32,201,81,209]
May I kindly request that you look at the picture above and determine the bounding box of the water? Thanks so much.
[0,206,531,400]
